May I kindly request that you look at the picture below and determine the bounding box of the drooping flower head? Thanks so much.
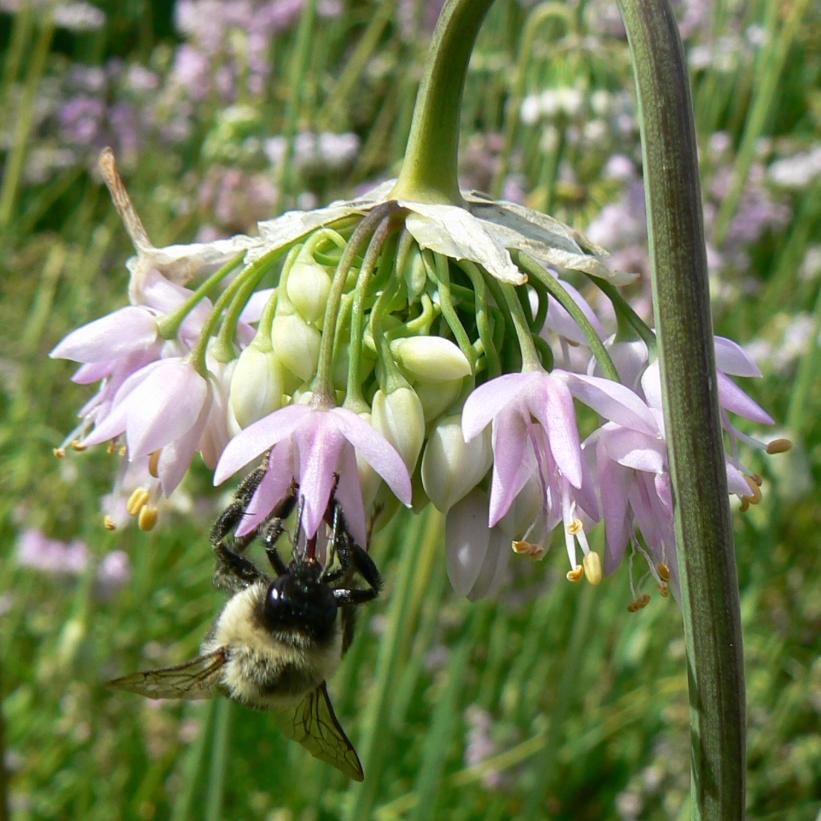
[51,147,785,611]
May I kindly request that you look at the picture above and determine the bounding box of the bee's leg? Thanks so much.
[209,465,267,549]
[261,490,298,575]
[333,506,382,595]
[333,585,379,606]
[213,542,266,594]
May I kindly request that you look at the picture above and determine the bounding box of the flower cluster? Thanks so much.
[51,149,787,609]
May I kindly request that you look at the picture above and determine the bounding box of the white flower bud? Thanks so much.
[414,377,462,422]
[372,387,425,473]
[285,257,332,325]
[354,411,381,507]
[421,414,492,513]
[229,340,284,429]
[390,336,471,381]
[445,490,510,600]
[271,312,320,381]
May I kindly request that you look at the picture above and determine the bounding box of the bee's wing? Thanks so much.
[276,682,364,782]
[107,648,227,700]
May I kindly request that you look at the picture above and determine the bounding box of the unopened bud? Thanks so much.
[372,387,425,473]
[271,313,320,381]
[229,339,285,428]
[421,415,492,513]
[286,257,332,325]
[390,336,472,382]
[414,377,463,422]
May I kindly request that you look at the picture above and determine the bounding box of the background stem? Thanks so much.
[617,1,745,817]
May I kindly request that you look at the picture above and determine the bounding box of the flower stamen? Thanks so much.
[512,539,545,561]
[566,564,584,582]
[582,551,602,585]
[148,450,161,479]
[766,438,792,454]
[126,487,151,517]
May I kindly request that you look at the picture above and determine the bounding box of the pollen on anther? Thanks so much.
[70,440,87,452]
[567,518,584,536]
[657,562,670,582]
[126,487,150,516]
[583,552,602,585]
[148,450,161,479]
[659,584,669,598]
[766,438,792,455]
[119,446,127,457]
[103,515,117,531]
[53,447,66,458]
[107,443,118,454]
[512,540,545,561]
[627,593,651,612]
[138,506,158,531]
[566,565,584,582]
[744,477,763,504]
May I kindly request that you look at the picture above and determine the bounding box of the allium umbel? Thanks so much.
[51,149,788,608]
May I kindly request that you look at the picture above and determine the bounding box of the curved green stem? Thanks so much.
[589,276,657,352]
[314,203,400,400]
[516,252,619,381]
[499,283,540,372]
[390,0,495,204]
[156,253,245,340]
[189,249,280,375]
[618,0,744,816]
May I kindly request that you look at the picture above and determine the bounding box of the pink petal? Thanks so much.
[214,404,311,484]
[333,444,368,547]
[717,372,774,425]
[603,426,666,473]
[599,452,630,575]
[487,406,529,527]
[81,360,165,446]
[50,307,158,363]
[297,418,344,539]
[529,376,583,488]
[125,361,208,457]
[461,373,536,441]
[726,462,752,497]
[235,445,297,537]
[564,372,658,436]
[332,407,412,505]
[156,395,211,494]
[714,337,762,377]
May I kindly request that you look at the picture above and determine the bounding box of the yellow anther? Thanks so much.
[70,440,87,452]
[119,446,127,456]
[766,438,792,454]
[138,505,158,531]
[659,584,670,598]
[103,516,117,531]
[106,443,118,454]
[567,518,584,536]
[657,562,671,582]
[566,565,584,582]
[126,487,150,516]
[744,477,763,504]
[53,447,66,458]
[512,540,546,561]
[148,450,161,479]
[582,551,602,585]
[627,593,651,612]
[739,497,750,513]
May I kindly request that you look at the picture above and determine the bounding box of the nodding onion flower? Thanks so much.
[51,149,787,609]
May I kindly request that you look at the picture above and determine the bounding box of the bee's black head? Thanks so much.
[262,562,337,643]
